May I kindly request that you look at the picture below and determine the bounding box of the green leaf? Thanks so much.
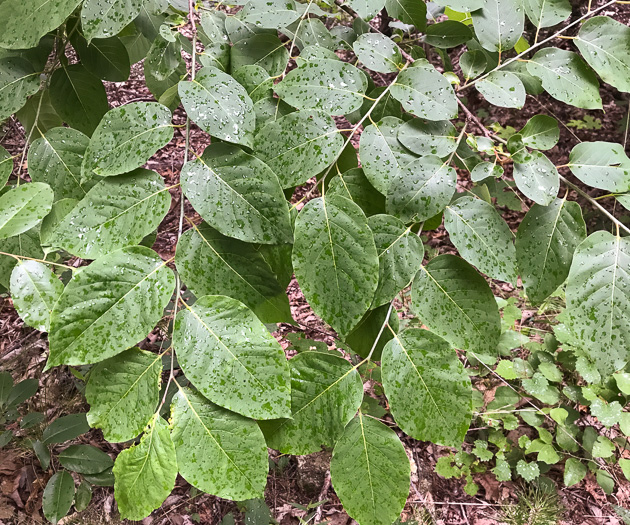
[47,246,176,367]
[181,143,292,244]
[513,151,559,206]
[566,231,630,375]
[331,413,410,525]
[10,260,63,332]
[516,198,586,305]
[327,168,386,217]
[360,117,418,194]
[575,16,630,94]
[179,66,255,147]
[424,21,472,49]
[82,102,173,178]
[568,141,630,193]
[476,71,526,109]
[82,0,144,42]
[621,459,630,482]
[254,110,343,189]
[471,0,524,53]
[353,34,402,74]
[0,183,53,240]
[6,378,38,409]
[387,155,457,222]
[526,48,602,110]
[0,58,41,122]
[523,0,570,28]
[412,254,501,357]
[519,115,559,150]
[0,0,81,49]
[460,50,487,80]
[72,35,131,82]
[444,196,517,283]
[562,457,586,487]
[368,214,424,306]
[175,222,292,324]
[397,119,458,157]
[174,295,291,419]
[276,59,367,115]
[591,399,622,427]
[287,17,337,50]
[260,351,363,455]
[113,414,177,521]
[171,387,269,500]
[382,329,472,446]
[42,471,75,524]
[385,0,427,30]
[391,63,457,121]
[146,37,183,86]
[43,413,90,444]
[28,127,92,201]
[240,0,300,29]
[58,444,114,474]
[470,161,503,182]
[293,195,379,337]
[516,459,539,482]
[40,198,79,246]
[615,372,630,395]
[86,348,162,442]
[48,169,171,259]
[49,64,109,136]
[0,230,43,289]
[74,481,92,512]
[231,34,288,77]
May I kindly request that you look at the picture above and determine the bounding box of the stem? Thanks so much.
[559,174,630,236]
[0,252,76,270]
[366,301,394,362]
[159,0,198,413]
[458,0,618,92]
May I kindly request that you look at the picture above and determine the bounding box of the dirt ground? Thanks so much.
[2,1,630,524]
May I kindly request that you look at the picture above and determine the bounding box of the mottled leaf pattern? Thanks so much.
[444,196,517,283]
[331,413,410,525]
[412,255,501,357]
[179,66,255,147]
[566,232,630,375]
[48,169,171,259]
[516,199,586,305]
[47,246,175,367]
[292,195,379,337]
[391,64,457,120]
[173,295,291,419]
[387,155,457,222]
[85,348,162,442]
[276,59,367,115]
[175,222,292,323]
[382,329,472,446]
[360,117,418,194]
[10,260,63,332]
[254,111,343,188]
[82,102,174,177]
[0,183,53,240]
[181,143,292,244]
[82,0,144,42]
[171,388,269,500]
[113,415,177,521]
[368,214,424,307]
[260,351,363,455]
[28,128,92,201]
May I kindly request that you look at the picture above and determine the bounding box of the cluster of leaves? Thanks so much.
[1,0,630,523]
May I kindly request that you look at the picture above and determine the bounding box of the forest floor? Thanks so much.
[2,2,630,524]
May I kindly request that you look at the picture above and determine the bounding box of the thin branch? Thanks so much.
[559,174,630,236]
[458,0,618,92]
